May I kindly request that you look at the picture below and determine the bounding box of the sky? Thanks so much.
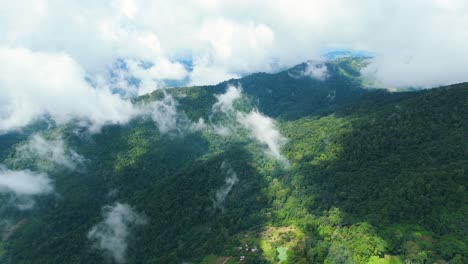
[0,0,467,132]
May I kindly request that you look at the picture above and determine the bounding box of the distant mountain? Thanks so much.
[322,49,373,60]
[0,58,466,264]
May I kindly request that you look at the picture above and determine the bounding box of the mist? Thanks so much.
[16,134,84,170]
[210,85,289,163]
[0,165,53,209]
[88,202,146,264]
[213,162,239,212]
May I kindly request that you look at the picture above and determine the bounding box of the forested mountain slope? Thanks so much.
[0,58,466,264]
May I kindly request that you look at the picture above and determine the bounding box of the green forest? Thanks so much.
[0,58,466,264]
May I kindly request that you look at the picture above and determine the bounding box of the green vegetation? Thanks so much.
[277,247,288,263]
[0,58,466,263]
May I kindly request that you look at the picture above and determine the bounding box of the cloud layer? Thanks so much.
[1,1,467,132]
[88,202,146,264]
[2,0,467,89]
[0,47,139,133]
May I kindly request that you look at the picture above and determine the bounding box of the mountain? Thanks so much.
[0,58,466,264]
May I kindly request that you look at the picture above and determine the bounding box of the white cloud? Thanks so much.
[0,162,54,210]
[209,85,289,163]
[17,135,84,170]
[190,118,207,131]
[0,0,467,125]
[212,125,232,137]
[119,0,138,18]
[88,202,146,264]
[0,165,53,196]
[237,110,288,163]
[289,61,329,81]
[0,47,140,133]
[208,85,242,137]
[146,92,209,134]
[119,59,188,96]
[148,92,179,134]
[148,59,188,80]
[213,161,238,212]
[212,85,242,113]
[196,18,275,74]
[188,57,239,86]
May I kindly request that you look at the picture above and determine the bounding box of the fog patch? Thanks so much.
[213,162,238,212]
[88,202,146,264]
[208,85,289,164]
[289,61,328,81]
[16,134,84,170]
[0,165,53,196]
[145,92,212,135]
[148,92,179,134]
[190,118,207,131]
[0,165,53,209]
[208,85,244,136]
[237,110,288,164]
[212,124,232,136]
[212,85,242,114]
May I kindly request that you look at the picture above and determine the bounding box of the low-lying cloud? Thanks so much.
[212,85,242,114]
[209,85,243,136]
[289,61,329,81]
[145,91,209,135]
[209,85,289,163]
[190,117,207,131]
[88,202,146,264]
[237,110,288,164]
[213,161,238,212]
[0,165,53,209]
[17,135,84,170]
[0,165,53,196]
[148,92,179,134]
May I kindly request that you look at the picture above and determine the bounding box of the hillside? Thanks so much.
[0,58,466,264]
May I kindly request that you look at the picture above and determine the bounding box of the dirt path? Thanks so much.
[221,256,232,264]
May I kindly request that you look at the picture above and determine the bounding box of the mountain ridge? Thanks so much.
[0,58,466,264]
